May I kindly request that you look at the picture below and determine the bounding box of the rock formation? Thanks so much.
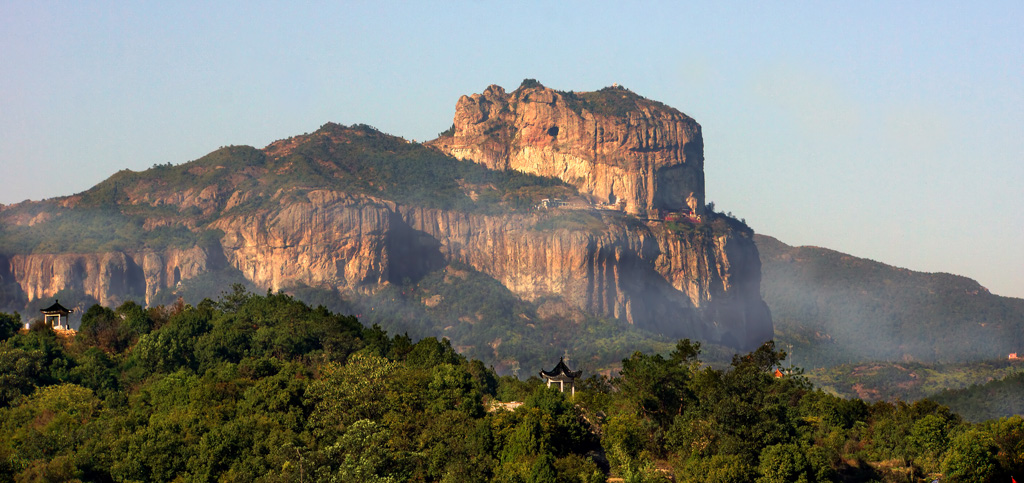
[429,81,705,216]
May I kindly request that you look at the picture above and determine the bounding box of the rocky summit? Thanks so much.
[430,80,705,216]
[0,81,772,353]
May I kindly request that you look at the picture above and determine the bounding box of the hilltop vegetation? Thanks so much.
[0,123,574,256]
[2,291,1023,482]
[758,234,1024,367]
[513,79,677,120]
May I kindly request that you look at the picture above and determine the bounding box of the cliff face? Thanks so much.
[429,83,705,216]
[1,191,770,348]
[7,246,215,308]
[210,191,771,349]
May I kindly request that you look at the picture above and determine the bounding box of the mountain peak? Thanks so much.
[429,81,704,215]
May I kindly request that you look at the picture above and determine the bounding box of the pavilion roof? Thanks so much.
[41,300,71,314]
[539,357,582,380]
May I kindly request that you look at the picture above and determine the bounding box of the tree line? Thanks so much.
[0,287,1022,482]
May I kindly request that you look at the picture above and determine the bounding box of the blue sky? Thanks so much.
[2,1,1022,298]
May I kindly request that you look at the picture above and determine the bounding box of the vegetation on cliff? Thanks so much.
[272,263,682,377]
[1,290,1022,482]
[514,79,677,120]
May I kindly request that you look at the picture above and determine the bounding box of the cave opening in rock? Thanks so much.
[547,126,559,137]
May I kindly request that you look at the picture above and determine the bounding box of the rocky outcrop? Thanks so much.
[429,82,705,216]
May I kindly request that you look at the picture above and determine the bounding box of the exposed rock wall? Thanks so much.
[208,192,770,349]
[6,246,211,308]
[1,198,770,350]
[213,191,394,292]
[429,83,705,216]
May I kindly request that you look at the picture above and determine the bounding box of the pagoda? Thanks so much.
[539,357,582,396]
[40,300,72,331]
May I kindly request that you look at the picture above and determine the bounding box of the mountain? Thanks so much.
[0,81,772,372]
[757,234,1024,367]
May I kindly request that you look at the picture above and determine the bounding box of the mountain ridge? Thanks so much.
[758,233,1024,367]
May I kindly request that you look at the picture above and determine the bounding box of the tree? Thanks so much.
[616,350,694,428]
[78,304,127,352]
[305,354,400,436]
[984,415,1024,477]
[0,384,99,479]
[0,312,21,342]
[130,306,212,372]
[321,420,401,482]
[909,413,954,469]
[406,337,464,369]
[677,453,756,483]
[427,363,482,416]
[756,443,810,483]
[527,452,557,483]
[941,429,999,482]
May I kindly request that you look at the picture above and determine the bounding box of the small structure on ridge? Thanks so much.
[40,300,72,331]
[539,357,582,396]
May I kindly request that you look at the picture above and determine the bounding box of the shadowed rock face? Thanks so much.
[211,195,771,349]
[429,83,706,216]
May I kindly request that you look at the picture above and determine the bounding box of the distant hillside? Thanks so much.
[756,234,1024,367]
[805,359,1024,403]
[931,369,1024,422]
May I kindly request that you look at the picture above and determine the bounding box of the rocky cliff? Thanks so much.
[0,84,773,350]
[429,81,705,216]
[209,192,771,348]
[5,246,220,308]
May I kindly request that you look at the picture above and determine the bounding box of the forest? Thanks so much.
[1,288,1022,482]
[932,371,1024,424]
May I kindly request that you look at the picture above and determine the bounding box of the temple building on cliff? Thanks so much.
[540,357,582,396]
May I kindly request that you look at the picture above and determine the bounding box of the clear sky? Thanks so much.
[2,1,1022,298]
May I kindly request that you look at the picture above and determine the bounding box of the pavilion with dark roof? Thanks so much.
[539,357,582,397]
[40,300,72,331]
